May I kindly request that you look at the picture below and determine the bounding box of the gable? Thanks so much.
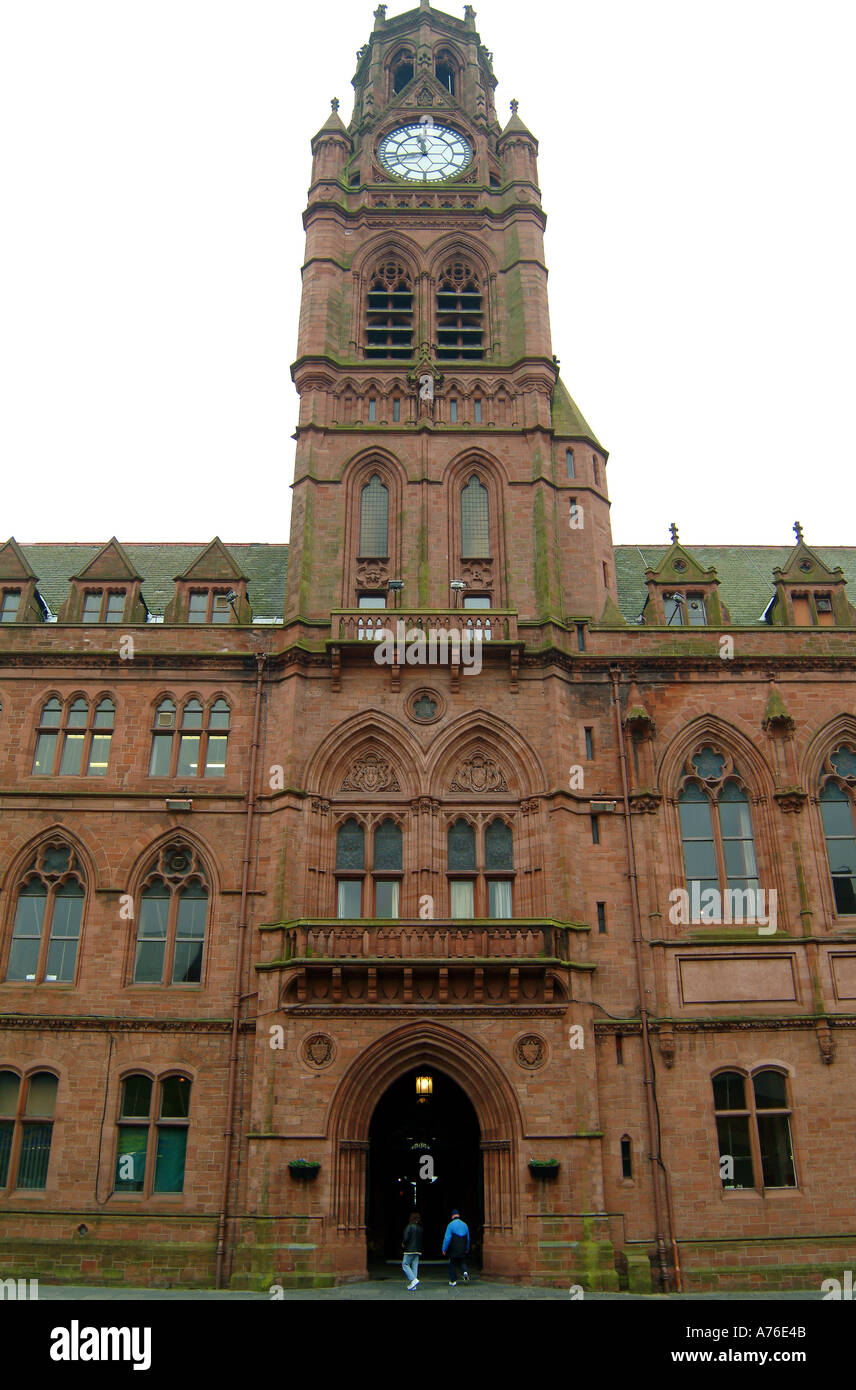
[69,538,141,583]
[0,537,38,581]
[174,538,248,584]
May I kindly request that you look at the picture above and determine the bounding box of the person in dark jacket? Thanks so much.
[442,1209,470,1285]
[401,1211,423,1289]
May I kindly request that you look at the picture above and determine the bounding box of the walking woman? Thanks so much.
[401,1211,423,1290]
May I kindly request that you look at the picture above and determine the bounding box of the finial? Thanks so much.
[331,98,339,113]
[793,520,803,543]
[669,521,679,544]
[373,3,387,18]
[510,99,519,115]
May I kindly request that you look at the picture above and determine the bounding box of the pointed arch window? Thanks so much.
[32,695,114,777]
[0,1071,58,1191]
[359,475,390,557]
[390,50,414,95]
[447,817,514,918]
[677,748,759,909]
[372,818,402,918]
[132,844,209,985]
[461,475,490,557]
[435,51,457,95]
[335,817,402,918]
[365,260,414,359]
[819,746,856,913]
[436,261,484,360]
[5,843,85,983]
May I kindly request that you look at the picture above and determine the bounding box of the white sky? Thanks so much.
[1,0,854,549]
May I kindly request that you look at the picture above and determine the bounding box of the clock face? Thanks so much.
[378,123,472,182]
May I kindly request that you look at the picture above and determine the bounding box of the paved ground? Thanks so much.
[32,1277,821,1301]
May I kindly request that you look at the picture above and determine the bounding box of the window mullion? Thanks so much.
[34,885,54,985]
[164,896,179,985]
[747,1093,765,1192]
[712,794,729,891]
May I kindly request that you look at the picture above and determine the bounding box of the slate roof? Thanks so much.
[551,379,603,451]
[12,540,856,627]
[613,545,856,625]
[20,544,289,620]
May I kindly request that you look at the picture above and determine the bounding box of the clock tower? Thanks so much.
[258,0,621,1289]
[285,0,616,629]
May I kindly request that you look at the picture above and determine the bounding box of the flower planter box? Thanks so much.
[288,1162,321,1181]
[528,1160,560,1180]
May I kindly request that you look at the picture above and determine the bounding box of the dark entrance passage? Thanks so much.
[367,1066,483,1270]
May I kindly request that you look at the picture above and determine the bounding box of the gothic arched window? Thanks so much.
[819,745,856,914]
[461,475,490,557]
[365,260,414,359]
[335,817,402,918]
[447,818,514,919]
[359,475,390,557]
[436,261,484,360]
[677,748,759,907]
[132,843,209,985]
[435,51,457,95]
[389,50,414,95]
[5,842,85,984]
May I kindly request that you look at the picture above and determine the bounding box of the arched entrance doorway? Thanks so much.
[330,1023,520,1280]
[366,1066,483,1269]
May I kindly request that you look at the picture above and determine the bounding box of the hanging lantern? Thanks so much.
[415,1073,433,1102]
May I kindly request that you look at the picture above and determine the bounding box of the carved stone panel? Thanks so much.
[451,753,508,793]
[340,753,401,793]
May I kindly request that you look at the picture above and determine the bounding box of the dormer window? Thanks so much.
[665,591,707,626]
[82,590,126,624]
[187,590,233,624]
[793,591,835,626]
[1,590,20,623]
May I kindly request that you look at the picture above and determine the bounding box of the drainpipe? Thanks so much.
[609,665,681,1292]
[215,651,267,1289]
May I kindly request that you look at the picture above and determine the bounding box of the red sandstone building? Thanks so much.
[2,2,855,1292]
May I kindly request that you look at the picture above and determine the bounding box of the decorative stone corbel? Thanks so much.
[657,1026,676,1068]
[816,1020,835,1065]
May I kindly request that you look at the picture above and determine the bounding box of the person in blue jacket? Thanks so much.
[442,1209,470,1286]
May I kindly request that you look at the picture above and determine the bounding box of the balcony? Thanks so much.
[330,608,518,644]
[260,918,582,1011]
[328,609,521,690]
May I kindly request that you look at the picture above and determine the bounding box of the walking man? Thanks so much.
[442,1208,470,1286]
[401,1210,423,1290]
